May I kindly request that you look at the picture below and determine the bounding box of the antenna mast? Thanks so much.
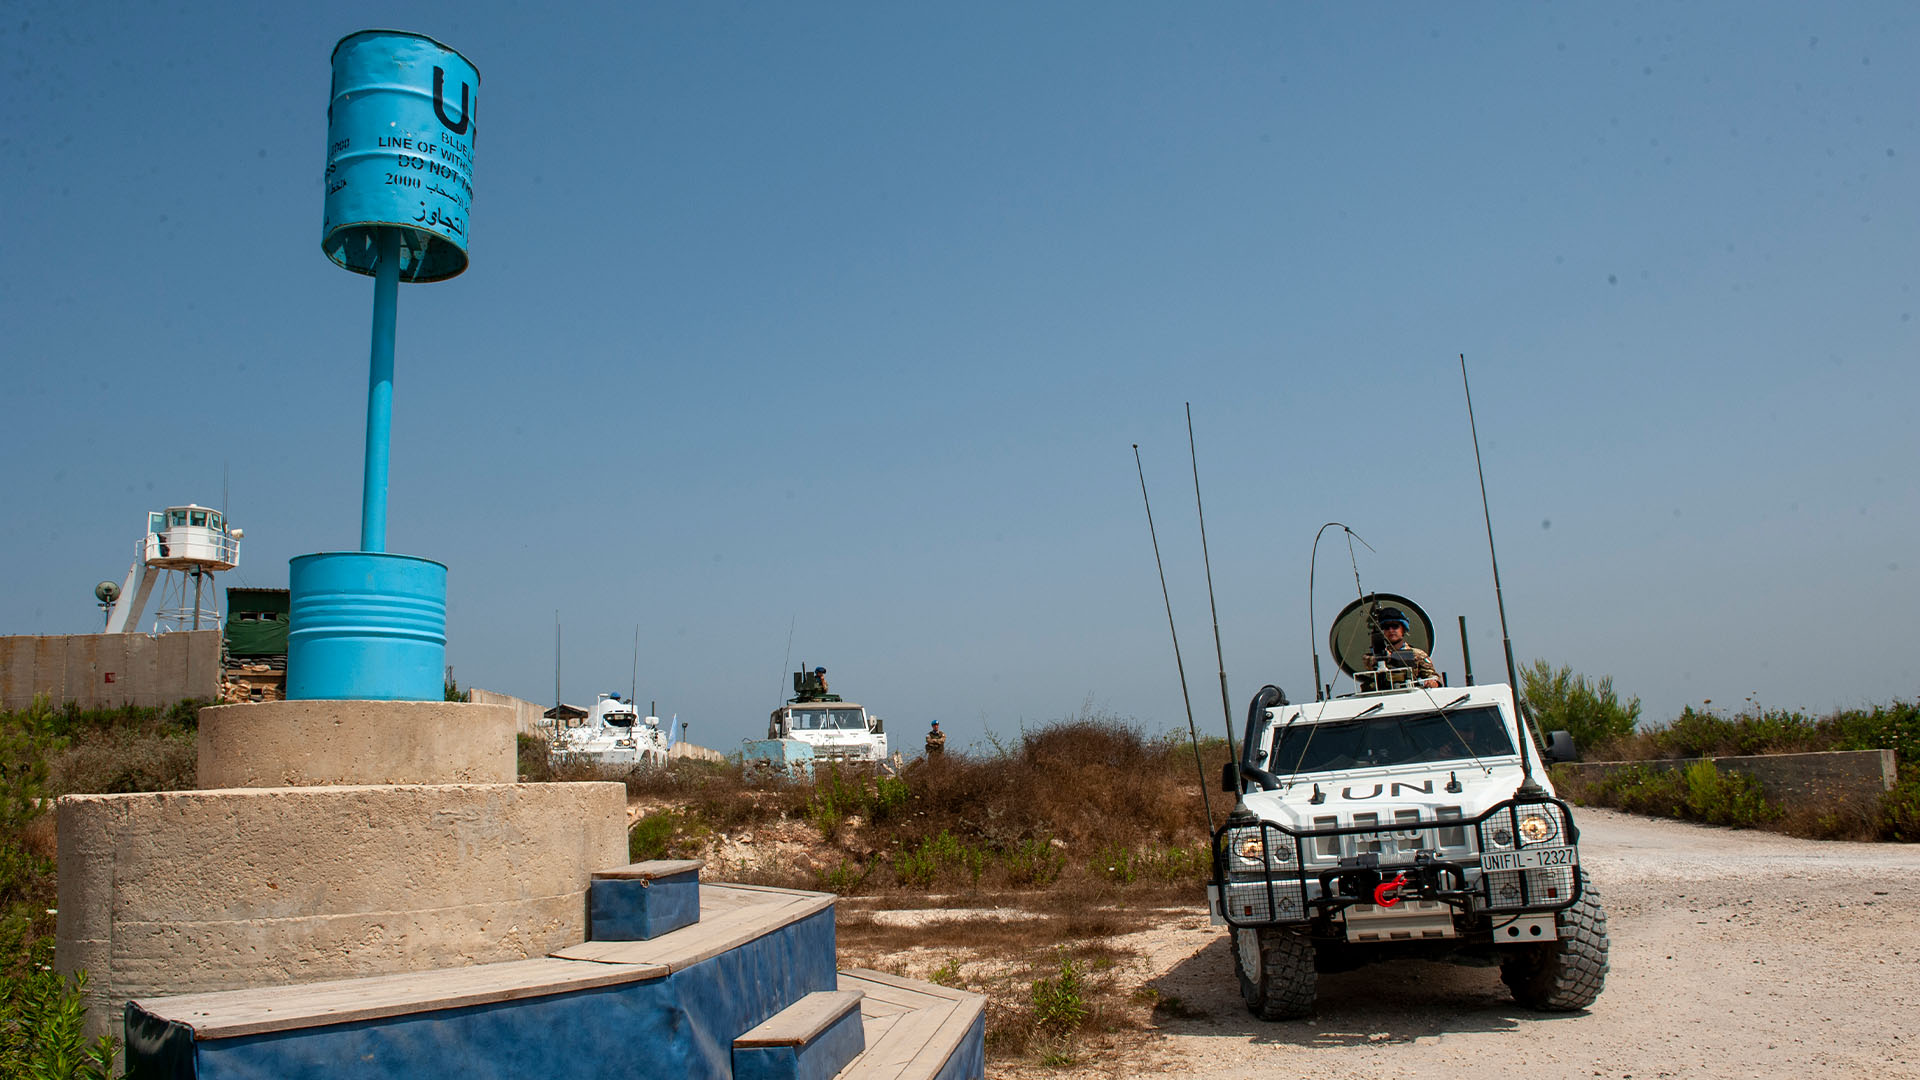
[1459,354,1544,796]
[1134,444,1215,832]
[1186,404,1238,760]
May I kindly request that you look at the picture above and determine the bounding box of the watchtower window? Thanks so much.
[170,510,188,527]
[150,513,165,534]
[209,512,223,531]
[190,510,207,527]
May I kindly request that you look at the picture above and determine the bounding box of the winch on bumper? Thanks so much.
[1210,797,1583,943]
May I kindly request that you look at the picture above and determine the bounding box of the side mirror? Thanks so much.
[871,718,883,734]
[1544,730,1577,764]
[1221,761,1240,793]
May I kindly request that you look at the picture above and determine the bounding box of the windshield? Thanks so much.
[791,709,866,731]
[603,711,636,728]
[1272,705,1515,775]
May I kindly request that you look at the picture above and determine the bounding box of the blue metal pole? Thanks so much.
[360,229,401,553]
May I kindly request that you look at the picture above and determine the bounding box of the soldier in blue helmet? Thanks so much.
[813,666,829,697]
[1366,606,1440,688]
[925,720,946,757]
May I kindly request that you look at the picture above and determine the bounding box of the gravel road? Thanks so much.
[1015,809,1920,1080]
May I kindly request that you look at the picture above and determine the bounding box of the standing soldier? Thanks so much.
[925,720,946,758]
[1364,606,1441,688]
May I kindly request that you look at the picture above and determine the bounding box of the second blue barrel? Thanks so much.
[287,552,447,701]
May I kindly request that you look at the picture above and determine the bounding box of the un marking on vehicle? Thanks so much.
[1480,846,1577,872]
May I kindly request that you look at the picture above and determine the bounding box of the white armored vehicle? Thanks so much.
[742,665,891,776]
[1210,594,1607,1019]
[553,692,672,769]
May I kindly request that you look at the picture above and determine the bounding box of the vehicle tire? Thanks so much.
[1233,926,1317,1020]
[1500,868,1609,1011]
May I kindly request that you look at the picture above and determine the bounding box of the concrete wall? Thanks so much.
[1555,749,1897,809]
[669,742,723,764]
[0,630,219,711]
[468,687,551,735]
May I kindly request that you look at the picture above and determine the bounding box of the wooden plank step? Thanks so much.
[735,989,863,1048]
[590,858,703,881]
[555,885,833,970]
[131,956,668,1040]
[834,970,986,1080]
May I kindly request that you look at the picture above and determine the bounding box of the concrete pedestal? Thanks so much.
[54,699,629,1038]
[198,700,517,787]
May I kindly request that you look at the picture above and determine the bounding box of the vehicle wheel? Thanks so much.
[1233,926,1316,1020]
[1501,868,1609,1010]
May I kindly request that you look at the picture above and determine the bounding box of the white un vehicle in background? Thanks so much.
[1210,592,1608,1019]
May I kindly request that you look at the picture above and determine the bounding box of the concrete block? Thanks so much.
[55,781,625,1036]
[198,700,517,787]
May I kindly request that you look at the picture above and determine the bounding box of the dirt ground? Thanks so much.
[988,808,1920,1080]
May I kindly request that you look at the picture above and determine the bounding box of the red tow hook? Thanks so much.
[1373,871,1409,907]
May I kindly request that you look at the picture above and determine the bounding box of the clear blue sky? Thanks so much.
[4,2,1914,752]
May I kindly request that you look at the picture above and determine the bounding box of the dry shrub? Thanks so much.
[49,731,196,795]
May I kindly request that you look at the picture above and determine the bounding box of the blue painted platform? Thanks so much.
[123,877,984,1080]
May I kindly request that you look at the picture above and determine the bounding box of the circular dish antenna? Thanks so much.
[1328,593,1435,677]
[95,580,121,604]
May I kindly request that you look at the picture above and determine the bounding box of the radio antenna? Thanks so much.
[1307,522,1372,701]
[1135,443,1215,832]
[1459,354,1545,796]
[776,614,796,709]
[1186,404,1238,760]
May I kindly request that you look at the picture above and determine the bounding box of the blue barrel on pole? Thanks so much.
[286,552,447,701]
[323,30,479,282]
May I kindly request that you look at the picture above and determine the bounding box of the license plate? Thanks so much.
[1480,846,1577,872]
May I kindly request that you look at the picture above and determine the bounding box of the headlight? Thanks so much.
[1236,834,1265,862]
[1514,804,1565,844]
[1488,826,1514,848]
[1518,813,1553,844]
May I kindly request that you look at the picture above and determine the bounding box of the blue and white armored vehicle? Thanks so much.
[1210,593,1607,1019]
[742,665,892,777]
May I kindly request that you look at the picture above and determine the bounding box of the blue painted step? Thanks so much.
[589,858,703,941]
[734,989,865,1080]
[124,884,836,1080]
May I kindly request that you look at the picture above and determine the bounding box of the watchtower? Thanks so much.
[102,504,243,634]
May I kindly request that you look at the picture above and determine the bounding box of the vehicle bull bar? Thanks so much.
[1211,797,1584,929]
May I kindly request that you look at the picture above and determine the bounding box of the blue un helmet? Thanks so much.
[1376,606,1411,630]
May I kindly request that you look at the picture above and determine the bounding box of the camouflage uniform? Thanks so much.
[1365,642,1439,686]
[925,728,946,756]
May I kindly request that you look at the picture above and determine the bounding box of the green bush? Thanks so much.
[1029,951,1088,1036]
[1879,780,1920,842]
[1002,837,1065,887]
[815,859,873,894]
[1580,761,1783,829]
[893,830,988,889]
[627,810,708,862]
[0,965,117,1080]
[1520,661,1640,752]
